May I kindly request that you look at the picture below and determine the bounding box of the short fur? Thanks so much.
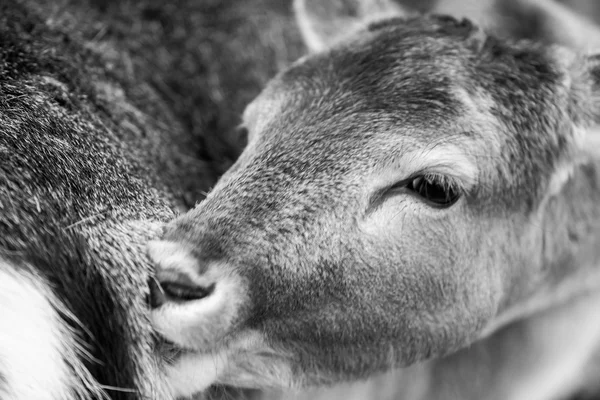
[150,1,600,399]
[0,0,304,399]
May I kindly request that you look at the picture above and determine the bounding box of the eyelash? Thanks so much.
[386,173,462,208]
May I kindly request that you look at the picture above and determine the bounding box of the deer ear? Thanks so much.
[585,54,600,95]
[294,0,408,53]
[570,53,600,137]
[546,53,600,198]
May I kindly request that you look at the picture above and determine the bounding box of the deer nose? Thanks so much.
[147,240,248,350]
[147,241,216,309]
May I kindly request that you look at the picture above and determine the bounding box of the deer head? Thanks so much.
[149,0,600,397]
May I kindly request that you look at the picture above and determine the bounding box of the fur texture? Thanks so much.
[3,0,600,399]
[150,1,600,399]
[0,0,304,398]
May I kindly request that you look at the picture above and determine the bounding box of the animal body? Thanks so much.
[148,1,600,400]
[0,0,303,398]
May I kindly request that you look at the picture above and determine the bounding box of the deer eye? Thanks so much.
[405,174,461,208]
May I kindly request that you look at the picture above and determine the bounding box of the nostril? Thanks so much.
[148,274,215,309]
[160,281,215,302]
[147,240,217,308]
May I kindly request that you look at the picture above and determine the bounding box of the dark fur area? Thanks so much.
[0,1,175,397]
[1,0,304,398]
[19,0,306,206]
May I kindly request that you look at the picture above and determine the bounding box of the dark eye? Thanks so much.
[406,174,461,208]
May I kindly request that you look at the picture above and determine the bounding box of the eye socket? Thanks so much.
[405,174,461,208]
[383,173,462,209]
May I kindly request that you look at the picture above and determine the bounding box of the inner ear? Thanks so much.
[294,0,408,53]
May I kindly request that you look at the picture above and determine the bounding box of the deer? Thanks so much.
[2,0,599,399]
[0,0,303,399]
[147,0,600,399]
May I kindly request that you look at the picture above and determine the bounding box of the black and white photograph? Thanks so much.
[1,0,600,399]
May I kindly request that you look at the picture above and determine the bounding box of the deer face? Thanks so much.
[148,1,600,397]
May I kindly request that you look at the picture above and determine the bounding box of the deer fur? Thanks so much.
[3,0,600,399]
[149,1,600,399]
[0,0,304,398]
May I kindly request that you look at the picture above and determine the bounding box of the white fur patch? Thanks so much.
[0,262,74,400]
[165,330,294,398]
[164,348,229,397]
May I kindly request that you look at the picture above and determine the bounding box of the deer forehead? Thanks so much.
[242,58,483,186]
[241,21,574,202]
[244,21,479,131]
